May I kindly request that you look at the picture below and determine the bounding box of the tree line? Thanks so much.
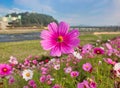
[6,12,58,27]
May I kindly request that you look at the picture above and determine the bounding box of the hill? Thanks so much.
[6,12,57,27]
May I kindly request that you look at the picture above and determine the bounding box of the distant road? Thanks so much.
[93,32,120,35]
[0,32,40,42]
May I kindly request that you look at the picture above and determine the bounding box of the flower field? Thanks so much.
[0,22,120,88]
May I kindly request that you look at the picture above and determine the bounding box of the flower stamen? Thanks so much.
[57,36,63,42]
[3,68,8,72]
[26,73,30,77]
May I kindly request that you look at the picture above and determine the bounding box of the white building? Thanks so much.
[0,15,21,30]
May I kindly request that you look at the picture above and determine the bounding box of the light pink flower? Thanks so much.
[113,62,120,77]
[82,63,92,72]
[54,64,60,70]
[47,80,52,85]
[40,21,80,56]
[105,43,112,49]
[70,71,79,77]
[23,85,29,88]
[41,71,47,75]
[64,67,72,73]
[0,64,12,77]
[9,56,18,65]
[41,67,48,72]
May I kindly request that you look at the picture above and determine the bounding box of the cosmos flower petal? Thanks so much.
[40,40,57,50]
[40,30,52,39]
[58,21,69,35]
[50,45,61,56]
[68,39,80,47]
[67,29,80,39]
[105,43,112,49]
[48,22,58,33]
[61,43,74,54]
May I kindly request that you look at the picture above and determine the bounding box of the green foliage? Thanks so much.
[6,12,58,27]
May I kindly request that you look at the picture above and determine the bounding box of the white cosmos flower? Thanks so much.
[113,63,120,78]
[22,69,33,81]
[73,51,82,59]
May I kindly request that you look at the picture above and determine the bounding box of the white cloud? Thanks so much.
[0,7,10,16]
[14,0,56,14]
[103,0,120,25]
[0,6,28,16]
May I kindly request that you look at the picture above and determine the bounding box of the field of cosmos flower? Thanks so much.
[0,21,120,88]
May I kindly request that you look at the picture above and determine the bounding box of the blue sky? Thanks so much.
[0,0,120,26]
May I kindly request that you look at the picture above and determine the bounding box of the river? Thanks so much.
[0,32,40,42]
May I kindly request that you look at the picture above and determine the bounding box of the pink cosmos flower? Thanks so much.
[9,76,15,84]
[77,80,90,88]
[82,44,93,54]
[70,71,79,77]
[33,84,37,88]
[46,75,52,79]
[32,59,38,65]
[93,47,104,55]
[77,80,97,88]
[24,59,30,66]
[40,75,46,83]
[52,84,61,88]
[103,58,116,65]
[40,21,80,56]
[28,80,35,87]
[47,80,52,85]
[0,64,12,77]
[41,67,48,72]
[82,63,92,72]
[89,81,97,88]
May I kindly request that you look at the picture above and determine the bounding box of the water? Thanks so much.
[0,32,40,42]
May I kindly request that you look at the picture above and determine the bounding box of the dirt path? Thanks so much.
[93,32,120,35]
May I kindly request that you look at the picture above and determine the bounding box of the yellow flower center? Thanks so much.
[96,50,100,54]
[57,36,63,42]
[85,66,89,69]
[26,73,30,77]
[3,68,8,72]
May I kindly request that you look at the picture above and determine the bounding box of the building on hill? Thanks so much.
[0,15,21,30]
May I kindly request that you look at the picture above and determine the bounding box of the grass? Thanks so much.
[0,40,46,62]
[0,29,42,34]
[0,33,120,62]
[0,32,120,88]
